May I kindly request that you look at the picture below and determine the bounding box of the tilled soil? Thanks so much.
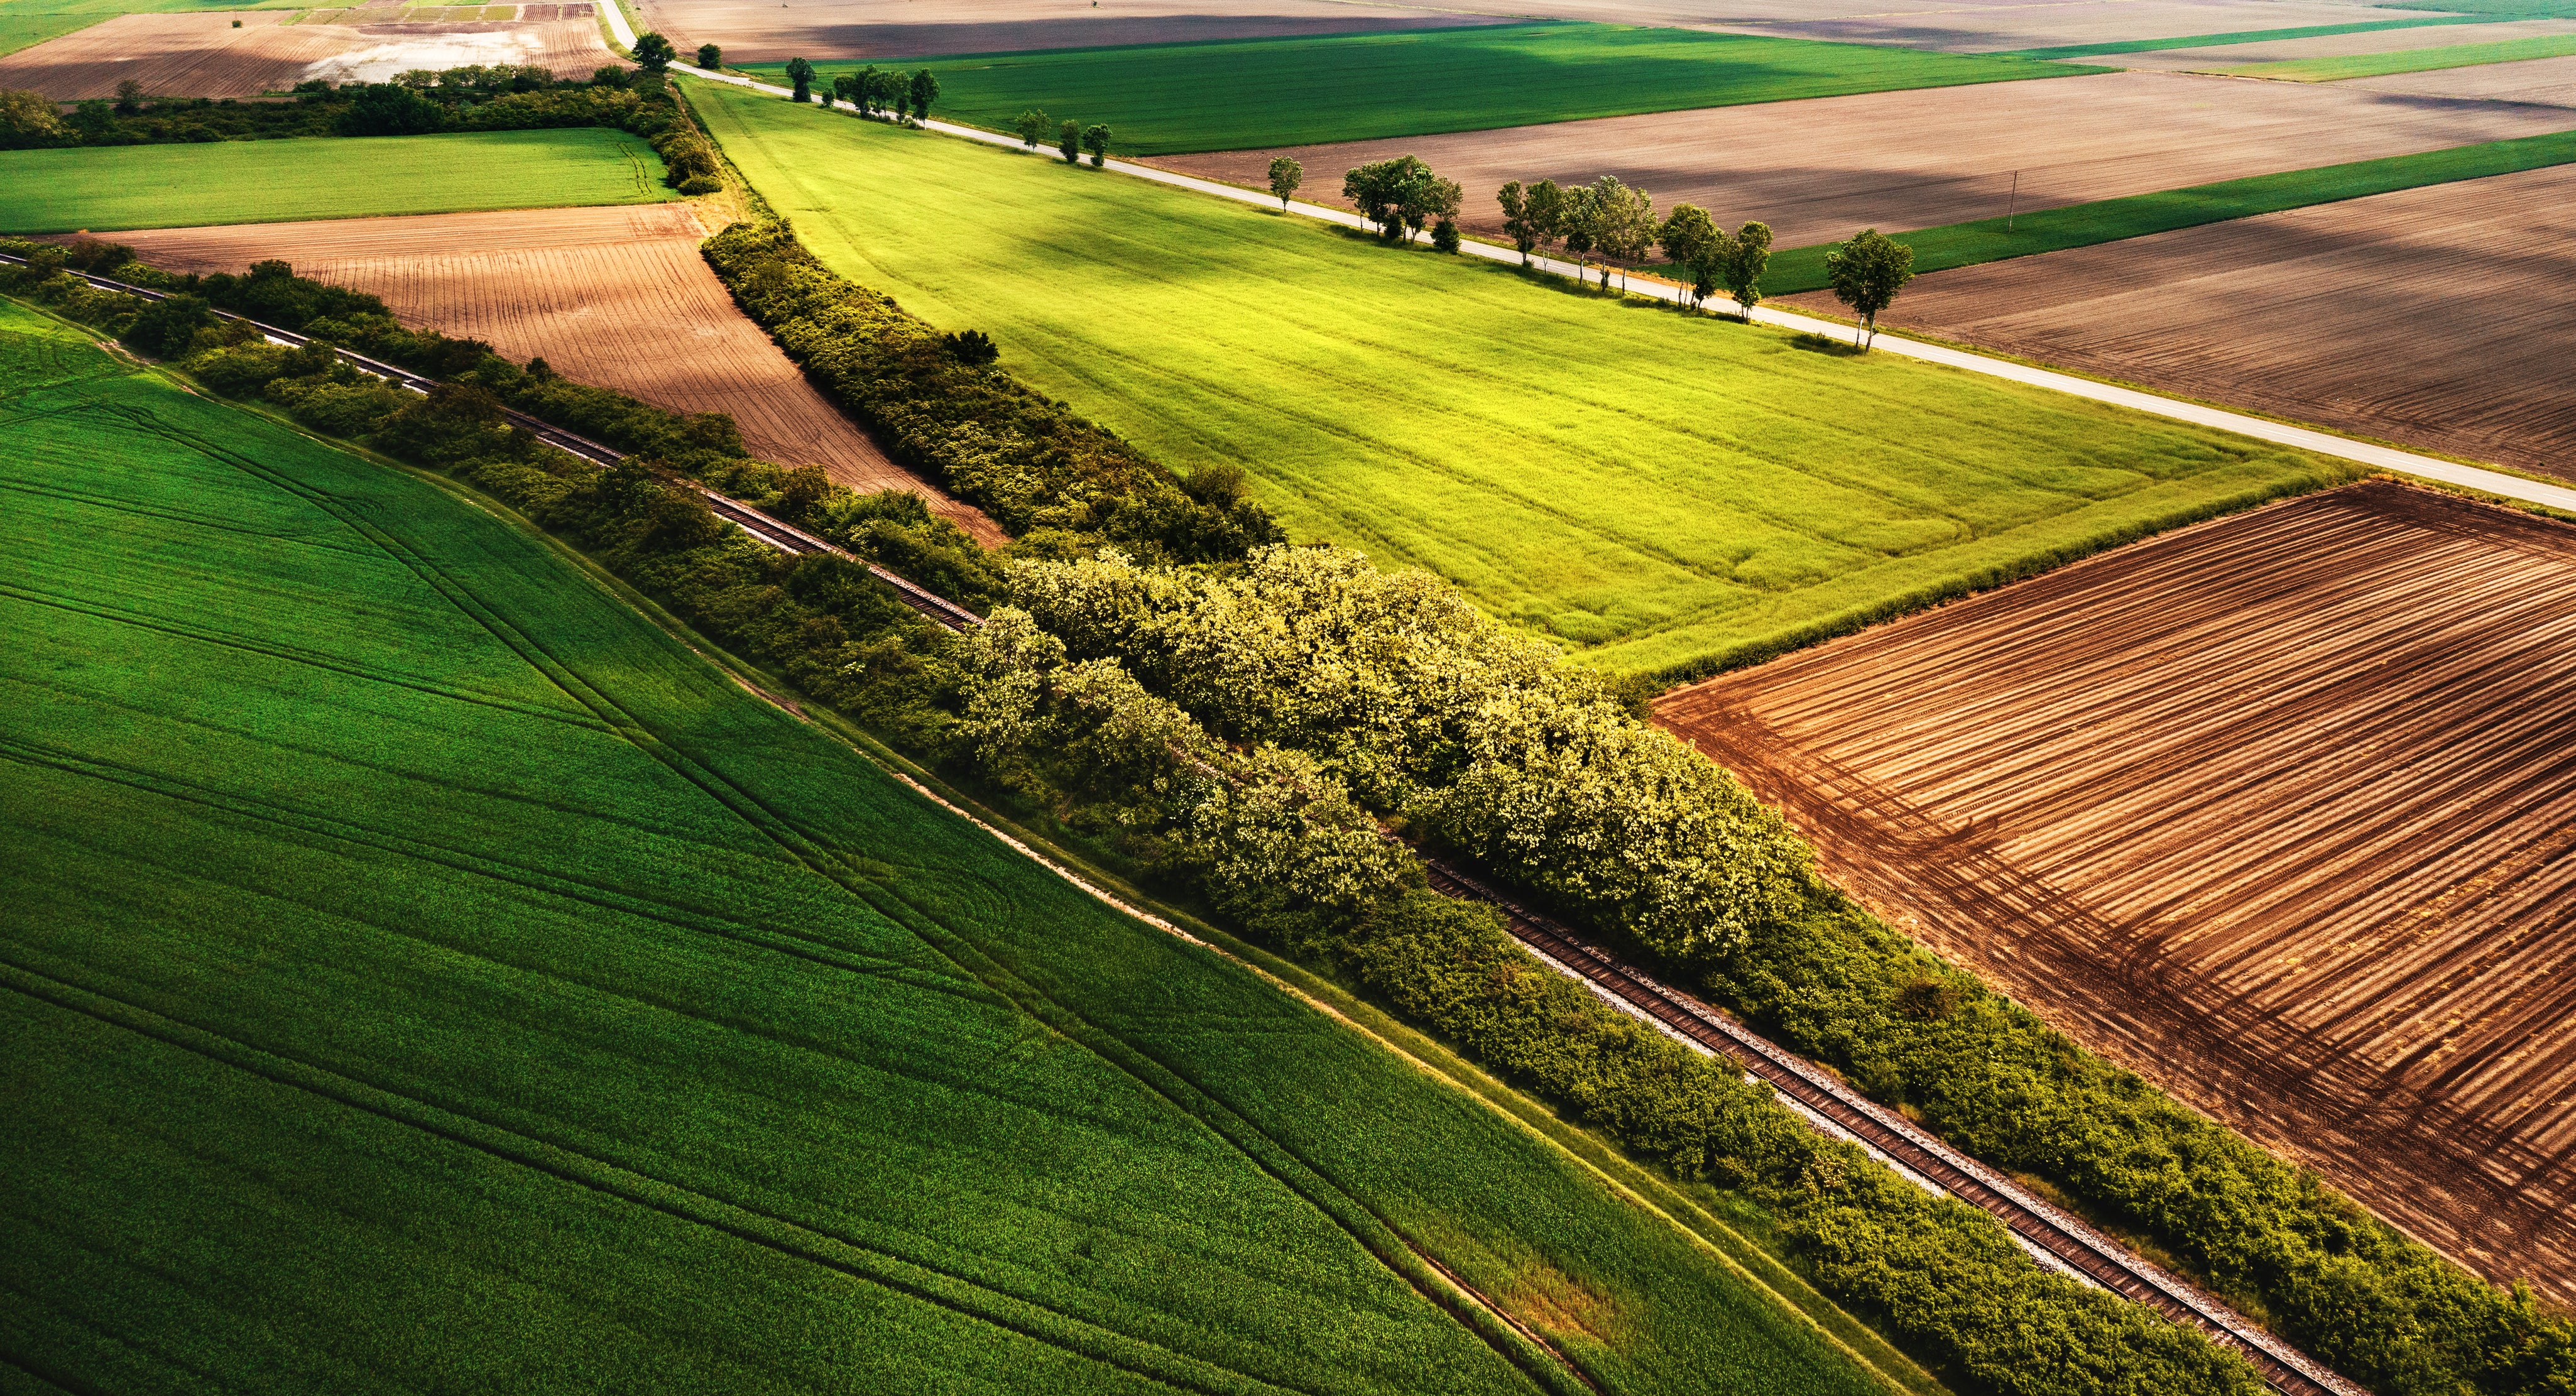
[0,11,616,99]
[104,204,1003,542]
[1656,480,2576,1301]
[631,0,1500,63]
[2342,50,2576,106]
[1778,161,2576,482]
[1147,69,2573,251]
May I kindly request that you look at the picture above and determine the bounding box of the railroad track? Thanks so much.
[9,248,2361,1395]
[2,250,976,632]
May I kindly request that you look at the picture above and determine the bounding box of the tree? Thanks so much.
[1658,202,1719,308]
[696,42,721,68]
[1267,155,1302,209]
[1718,221,1771,322]
[909,68,939,121]
[633,31,676,72]
[853,64,879,112]
[1081,123,1110,166]
[1824,228,1914,349]
[1558,180,1600,283]
[1015,107,1049,148]
[0,87,63,143]
[1431,218,1460,253]
[1524,178,1565,262]
[834,74,859,106]
[1397,170,1460,244]
[337,82,443,136]
[589,65,630,89]
[783,56,814,102]
[942,329,1000,365]
[1590,175,1654,292]
[1340,156,1451,243]
[1057,118,1080,163]
[113,79,143,115]
[1498,181,1536,264]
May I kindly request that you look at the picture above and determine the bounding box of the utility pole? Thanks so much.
[2006,170,2019,231]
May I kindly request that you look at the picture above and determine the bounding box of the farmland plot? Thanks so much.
[1150,69,2572,253]
[2341,46,2576,101]
[0,8,613,97]
[0,297,1895,1396]
[631,0,1500,64]
[689,81,2354,681]
[102,204,1002,540]
[1776,160,2576,480]
[1656,481,2576,1301]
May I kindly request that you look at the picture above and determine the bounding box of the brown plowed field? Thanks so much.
[106,205,1003,542]
[1715,0,2408,54]
[1148,70,2572,253]
[2105,16,2576,72]
[1656,480,2576,1301]
[2344,51,2576,107]
[0,11,614,98]
[631,0,1500,63]
[1777,161,2576,481]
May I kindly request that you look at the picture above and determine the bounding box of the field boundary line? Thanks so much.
[673,69,2576,511]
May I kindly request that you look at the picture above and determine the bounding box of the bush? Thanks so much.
[119,294,215,357]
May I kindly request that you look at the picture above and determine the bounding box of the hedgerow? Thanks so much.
[701,218,1282,563]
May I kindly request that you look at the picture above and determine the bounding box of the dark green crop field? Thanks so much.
[1759,127,2576,294]
[740,23,2096,155]
[0,298,1899,1396]
[0,128,677,232]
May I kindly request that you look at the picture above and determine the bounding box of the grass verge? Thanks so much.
[738,23,2097,155]
[1759,127,2576,294]
[0,127,678,232]
[688,79,2348,683]
[0,292,1901,1396]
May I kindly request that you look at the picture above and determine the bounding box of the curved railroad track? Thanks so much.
[6,246,2361,1396]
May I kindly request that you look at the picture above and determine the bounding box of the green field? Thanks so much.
[1990,14,2494,60]
[0,0,368,56]
[1757,128,2576,294]
[738,23,2097,155]
[690,82,2345,679]
[2216,29,2576,78]
[0,129,675,232]
[0,296,1909,1396]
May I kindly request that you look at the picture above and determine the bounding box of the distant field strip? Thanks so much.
[741,23,2098,155]
[2217,30,2576,77]
[693,81,2345,680]
[1759,127,2576,294]
[0,128,676,232]
[1991,15,2496,59]
[0,0,365,55]
[0,295,1889,1395]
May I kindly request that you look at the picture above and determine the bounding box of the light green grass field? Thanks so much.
[2216,29,2576,78]
[736,23,2095,155]
[0,295,1908,1396]
[690,83,2349,679]
[1757,128,2576,294]
[0,0,367,55]
[0,128,676,232]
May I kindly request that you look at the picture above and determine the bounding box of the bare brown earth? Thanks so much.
[106,205,1003,541]
[2105,16,2576,71]
[1656,479,2576,1301]
[1777,161,2576,481]
[0,9,615,98]
[1152,68,2573,252]
[1704,0,2417,53]
[631,0,1501,63]
[2344,50,2576,106]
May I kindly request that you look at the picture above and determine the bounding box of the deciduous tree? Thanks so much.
[1498,180,1534,264]
[1266,155,1302,209]
[1524,178,1565,262]
[1559,180,1600,283]
[1081,123,1110,166]
[112,79,142,115]
[1057,117,1079,163]
[1659,202,1718,308]
[908,67,939,120]
[633,31,676,72]
[0,87,63,142]
[696,42,721,68]
[1015,107,1049,148]
[1719,220,1771,321]
[1825,227,1913,349]
[853,64,879,112]
[1591,175,1654,292]
[783,55,814,102]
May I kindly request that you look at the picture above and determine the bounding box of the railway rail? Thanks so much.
[8,248,2361,1396]
[3,249,975,631]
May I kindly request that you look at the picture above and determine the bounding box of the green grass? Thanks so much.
[738,23,2100,155]
[0,295,1904,1396]
[0,128,677,232]
[2214,29,2576,78]
[1758,128,2576,295]
[1989,14,2497,60]
[689,82,2349,680]
[0,0,368,56]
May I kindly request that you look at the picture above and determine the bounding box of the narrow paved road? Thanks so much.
[665,57,2575,514]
